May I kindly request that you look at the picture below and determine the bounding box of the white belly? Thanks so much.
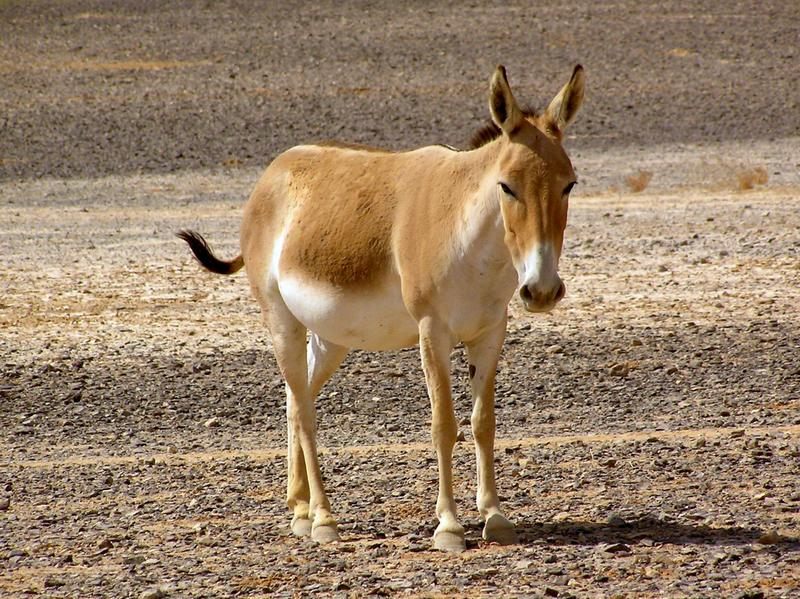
[278,275,419,351]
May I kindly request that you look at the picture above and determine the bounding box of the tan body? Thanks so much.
[180,65,584,552]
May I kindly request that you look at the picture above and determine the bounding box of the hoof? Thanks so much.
[311,524,340,544]
[291,517,312,538]
[483,513,518,545]
[433,530,467,553]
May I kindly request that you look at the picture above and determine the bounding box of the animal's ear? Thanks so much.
[545,64,585,134]
[489,65,524,135]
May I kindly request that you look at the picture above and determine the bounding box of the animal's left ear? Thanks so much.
[545,65,585,134]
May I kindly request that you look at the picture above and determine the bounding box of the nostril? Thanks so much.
[519,285,533,302]
[554,282,566,302]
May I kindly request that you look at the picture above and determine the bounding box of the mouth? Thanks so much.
[521,298,559,313]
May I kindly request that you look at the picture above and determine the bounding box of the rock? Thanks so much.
[98,538,114,549]
[757,530,787,545]
[608,363,629,377]
[456,430,466,442]
[514,559,533,570]
[601,542,631,554]
[729,429,746,439]
[0,498,9,511]
[203,417,220,428]
[44,577,67,588]
[139,588,166,599]
[606,514,627,527]
[64,389,82,403]
[544,587,560,597]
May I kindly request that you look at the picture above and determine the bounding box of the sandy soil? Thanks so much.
[2,1,800,598]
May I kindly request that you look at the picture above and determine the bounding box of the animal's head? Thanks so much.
[487,65,584,313]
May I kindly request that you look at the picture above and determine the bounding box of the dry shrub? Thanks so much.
[624,170,653,193]
[222,156,243,168]
[736,166,768,190]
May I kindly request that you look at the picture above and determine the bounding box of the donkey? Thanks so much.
[179,65,584,552]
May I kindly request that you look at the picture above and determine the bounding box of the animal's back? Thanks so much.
[278,145,399,288]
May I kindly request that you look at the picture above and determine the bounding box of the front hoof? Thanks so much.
[291,517,312,538]
[482,513,518,545]
[311,524,340,544]
[433,530,467,553]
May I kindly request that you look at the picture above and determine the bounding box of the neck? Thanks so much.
[450,140,517,295]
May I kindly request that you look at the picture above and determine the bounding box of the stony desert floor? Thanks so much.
[2,1,799,598]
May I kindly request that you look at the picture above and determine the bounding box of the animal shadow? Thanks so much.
[507,514,798,548]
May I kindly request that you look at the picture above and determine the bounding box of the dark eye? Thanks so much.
[563,181,577,196]
[499,182,516,198]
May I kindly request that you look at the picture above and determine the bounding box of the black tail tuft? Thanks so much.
[177,230,244,275]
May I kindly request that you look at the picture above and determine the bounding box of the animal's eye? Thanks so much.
[499,182,516,199]
[563,181,577,196]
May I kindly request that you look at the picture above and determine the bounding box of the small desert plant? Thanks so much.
[736,166,768,191]
[624,170,653,193]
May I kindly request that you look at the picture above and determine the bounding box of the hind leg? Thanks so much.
[288,333,348,539]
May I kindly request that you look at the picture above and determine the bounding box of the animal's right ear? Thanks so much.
[489,65,524,135]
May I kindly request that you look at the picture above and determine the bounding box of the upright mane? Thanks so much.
[468,107,540,149]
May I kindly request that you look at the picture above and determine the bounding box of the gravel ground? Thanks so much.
[2,1,800,597]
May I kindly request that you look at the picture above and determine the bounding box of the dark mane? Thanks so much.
[468,107,540,149]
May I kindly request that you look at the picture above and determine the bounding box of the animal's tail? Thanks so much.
[177,230,244,275]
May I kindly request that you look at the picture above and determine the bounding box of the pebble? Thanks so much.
[756,530,786,545]
[608,363,629,377]
[203,417,220,428]
[606,514,627,527]
[601,543,631,554]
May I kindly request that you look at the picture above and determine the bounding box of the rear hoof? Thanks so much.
[483,513,518,545]
[311,524,340,544]
[433,530,467,553]
[291,517,312,538]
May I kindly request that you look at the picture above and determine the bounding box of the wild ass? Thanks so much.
[179,65,584,552]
